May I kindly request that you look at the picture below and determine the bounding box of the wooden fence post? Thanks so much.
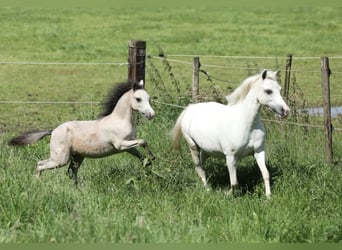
[321,56,333,164]
[284,54,292,101]
[192,57,200,103]
[128,40,146,83]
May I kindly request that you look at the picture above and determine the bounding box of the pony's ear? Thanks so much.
[274,70,280,78]
[261,70,267,80]
[133,80,145,90]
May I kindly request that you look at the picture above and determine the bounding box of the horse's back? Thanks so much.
[183,102,226,122]
[51,120,99,148]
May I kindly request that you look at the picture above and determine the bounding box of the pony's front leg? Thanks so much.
[254,150,271,199]
[225,155,239,196]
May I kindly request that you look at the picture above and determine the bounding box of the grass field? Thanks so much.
[1,1,342,243]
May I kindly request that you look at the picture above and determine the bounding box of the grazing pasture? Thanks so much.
[0,2,342,243]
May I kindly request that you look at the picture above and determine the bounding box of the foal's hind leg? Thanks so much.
[35,157,69,177]
[67,154,84,185]
[35,144,71,177]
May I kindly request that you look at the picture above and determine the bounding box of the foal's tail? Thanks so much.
[170,109,186,150]
[8,130,52,146]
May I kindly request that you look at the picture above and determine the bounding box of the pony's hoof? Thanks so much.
[224,189,233,196]
[224,187,242,197]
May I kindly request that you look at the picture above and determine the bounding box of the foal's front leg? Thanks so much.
[115,139,155,161]
[66,154,84,185]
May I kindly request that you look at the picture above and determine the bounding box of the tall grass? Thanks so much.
[0,4,342,243]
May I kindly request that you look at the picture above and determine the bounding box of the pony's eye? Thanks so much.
[265,89,273,95]
[136,97,142,103]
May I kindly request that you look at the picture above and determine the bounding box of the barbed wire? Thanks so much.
[1,55,342,133]
[147,55,193,66]
[148,56,342,75]
[2,57,342,75]
[166,54,342,60]
[0,99,341,132]
[0,101,100,105]
[151,100,342,132]
[0,61,129,66]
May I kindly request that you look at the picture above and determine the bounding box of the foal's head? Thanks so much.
[99,80,155,120]
[131,80,155,120]
[256,70,290,118]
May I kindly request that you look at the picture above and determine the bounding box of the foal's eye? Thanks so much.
[135,97,142,103]
[265,89,273,95]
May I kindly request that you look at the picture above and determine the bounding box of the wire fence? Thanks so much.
[0,54,342,132]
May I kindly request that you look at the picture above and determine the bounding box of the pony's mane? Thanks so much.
[226,70,277,105]
[99,80,143,117]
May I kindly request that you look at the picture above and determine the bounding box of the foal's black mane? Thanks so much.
[99,80,144,118]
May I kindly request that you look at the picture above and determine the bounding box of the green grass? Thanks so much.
[1,2,342,243]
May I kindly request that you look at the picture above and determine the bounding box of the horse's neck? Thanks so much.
[110,90,135,123]
[233,91,262,128]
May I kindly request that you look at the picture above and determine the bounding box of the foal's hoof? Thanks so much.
[33,170,41,179]
[66,168,73,179]
[142,158,152,168]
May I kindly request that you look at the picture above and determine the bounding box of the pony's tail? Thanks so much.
[8,130,52,146]
[170,110,186,150]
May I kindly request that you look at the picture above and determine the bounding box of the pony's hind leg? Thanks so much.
[66,154,84,185]
[183,134,209,190]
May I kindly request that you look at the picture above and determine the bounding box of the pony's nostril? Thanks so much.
[281,107,289,117]
[146,111,155,120]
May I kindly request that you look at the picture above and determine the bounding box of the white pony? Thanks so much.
[9,80,155,184]
[171,70,289,198]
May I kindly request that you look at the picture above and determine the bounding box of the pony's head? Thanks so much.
[131,80,155,120]
[226,70,290,118]
[256,70,290,118]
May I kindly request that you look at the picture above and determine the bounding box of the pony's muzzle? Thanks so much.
[279,106,290,118]
[145,110,155,120]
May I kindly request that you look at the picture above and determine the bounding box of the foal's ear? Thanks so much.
[133,80,145,90]
[138,80,144,88]
[261,70,267,80]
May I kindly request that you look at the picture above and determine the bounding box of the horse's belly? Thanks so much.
[73,141,119,158]
[191,129,259,158]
